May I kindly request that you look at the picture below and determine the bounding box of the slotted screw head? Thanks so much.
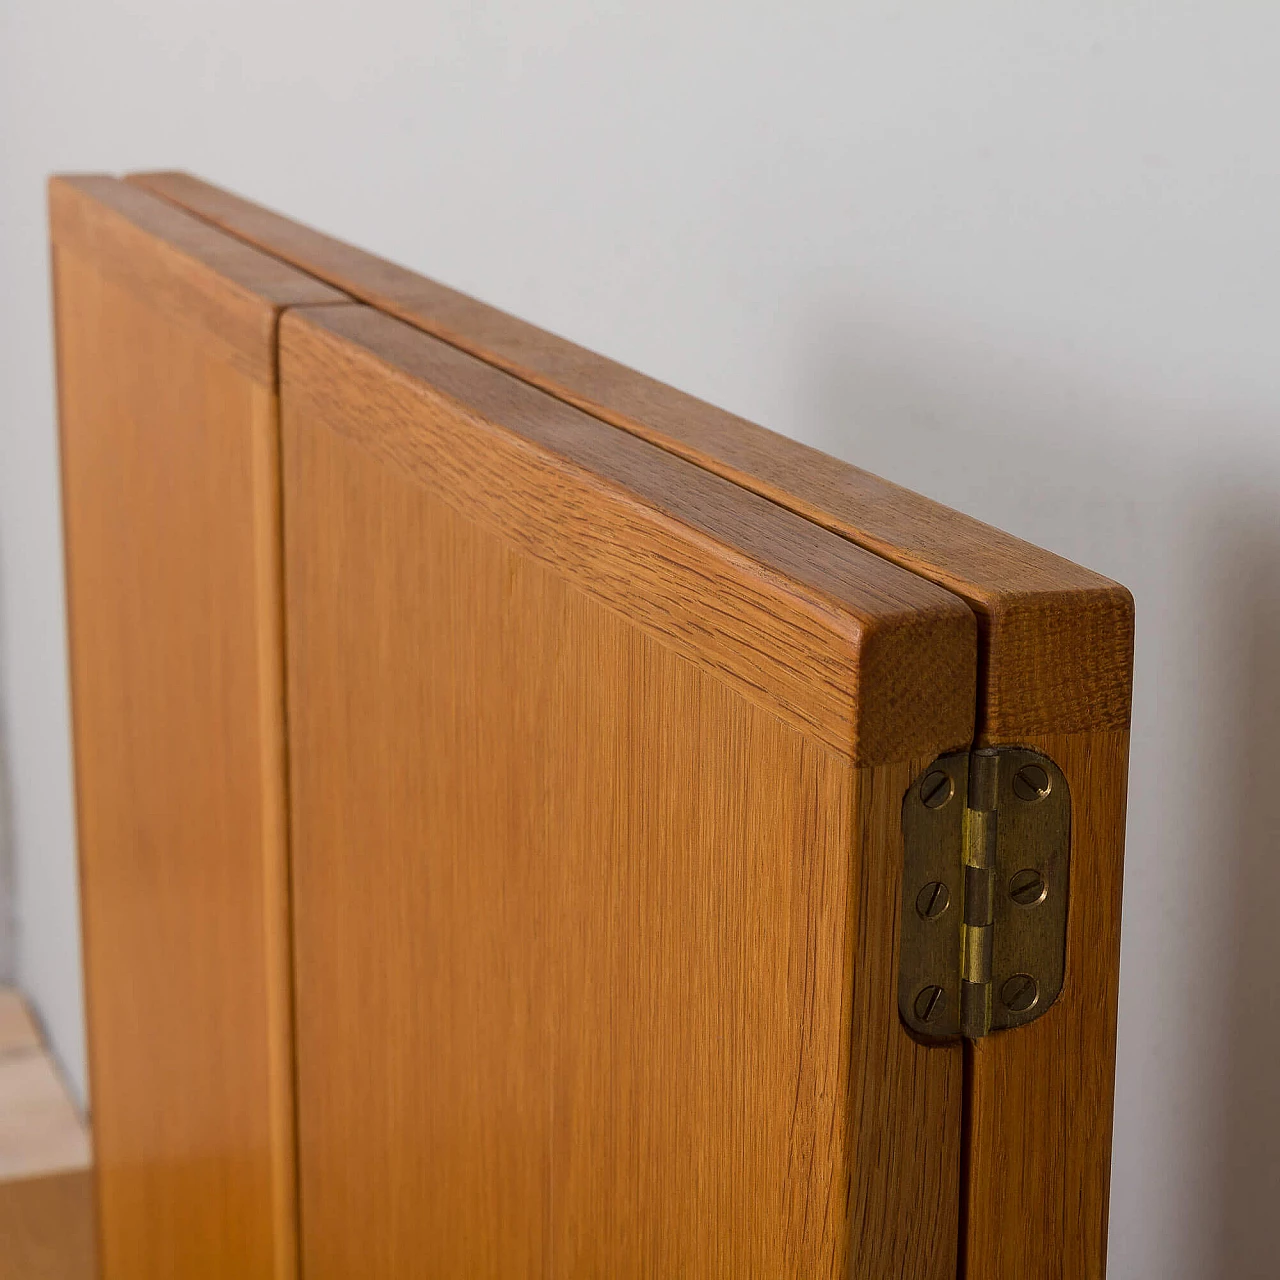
[915,881,950,920]
[1012,763,1051,803]
[914,985,946,1023]
[1008,867,1047,907]
[920,771,954,809]
[1001,973,1039,1013]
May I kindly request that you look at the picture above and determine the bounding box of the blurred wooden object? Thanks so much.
[0,1172,97,1280]
[0,988,95,1279]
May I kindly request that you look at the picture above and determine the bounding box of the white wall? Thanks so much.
[2,3,1277,1274]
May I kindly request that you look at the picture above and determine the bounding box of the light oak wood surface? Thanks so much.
[51,175,345,1279]
[53,175,338,386]
[963,728,1130,1279]
[129,169,1134,743]
[133,170,1136,1278]
[283,306,976,762]
[280,306,976,1277]
[60,170,1136,1276]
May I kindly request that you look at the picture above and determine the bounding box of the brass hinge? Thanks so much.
[899,747,1070,1041]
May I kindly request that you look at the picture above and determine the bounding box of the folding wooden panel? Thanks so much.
[278,305,976,1277]
[54,171,1134,1277]
[129,170,1134,1278]
[50,176,345,1279]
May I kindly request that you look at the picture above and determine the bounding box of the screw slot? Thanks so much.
[914,985,946,1023]
[1008,868,1047,907]
[915,881,950,920]
[1012,763,1051,803]
[920,771,954,809]
[1000,973,1039,1013]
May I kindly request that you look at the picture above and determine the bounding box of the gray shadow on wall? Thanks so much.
[1197,483,1280,1280]
[793,306,1280,1278]
[0,536,17,984]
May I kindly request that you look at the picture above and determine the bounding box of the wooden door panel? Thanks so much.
[131,170,1134,1278]
[280,305,975,1277]
[51,175,345,1279]
[53,170,1136,1277]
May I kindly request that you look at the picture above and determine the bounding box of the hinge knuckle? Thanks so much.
[963,921,992,983]
[963,864,994,928]
[900,746,1071,1043]
[967,750,999,813]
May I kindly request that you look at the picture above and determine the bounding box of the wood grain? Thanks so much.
[849,760,963,1279]
[282,305,975,765]
[0,1170,97,1279]
[51,176,341,385]
[130,169,1134,739]
[963,728,1130,1280]
[101,170,1133,1277]
[187,178,1134,1279]
[52,176,344,1279]
[281,313,973,1277]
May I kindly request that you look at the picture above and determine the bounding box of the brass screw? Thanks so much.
[1012,763,1051,803]
[920,771,953,809]
[1008,868,1047,907]
[1001,973,1039,1013]
[916,881,950,919]
[914,985,946,1023]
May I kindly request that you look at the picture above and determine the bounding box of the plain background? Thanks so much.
[2,3,1278,1275]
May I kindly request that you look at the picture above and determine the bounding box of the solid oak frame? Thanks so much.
[128,169,1134,1278]
[49,169,1135,1279]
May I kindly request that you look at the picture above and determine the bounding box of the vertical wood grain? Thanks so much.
[849,759,963,1279]
[76,170,1134,1276]
[52,174,344,1277]
[54,243,314,1279]
[962,729,1130,1280]
[281,331,970,1277]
